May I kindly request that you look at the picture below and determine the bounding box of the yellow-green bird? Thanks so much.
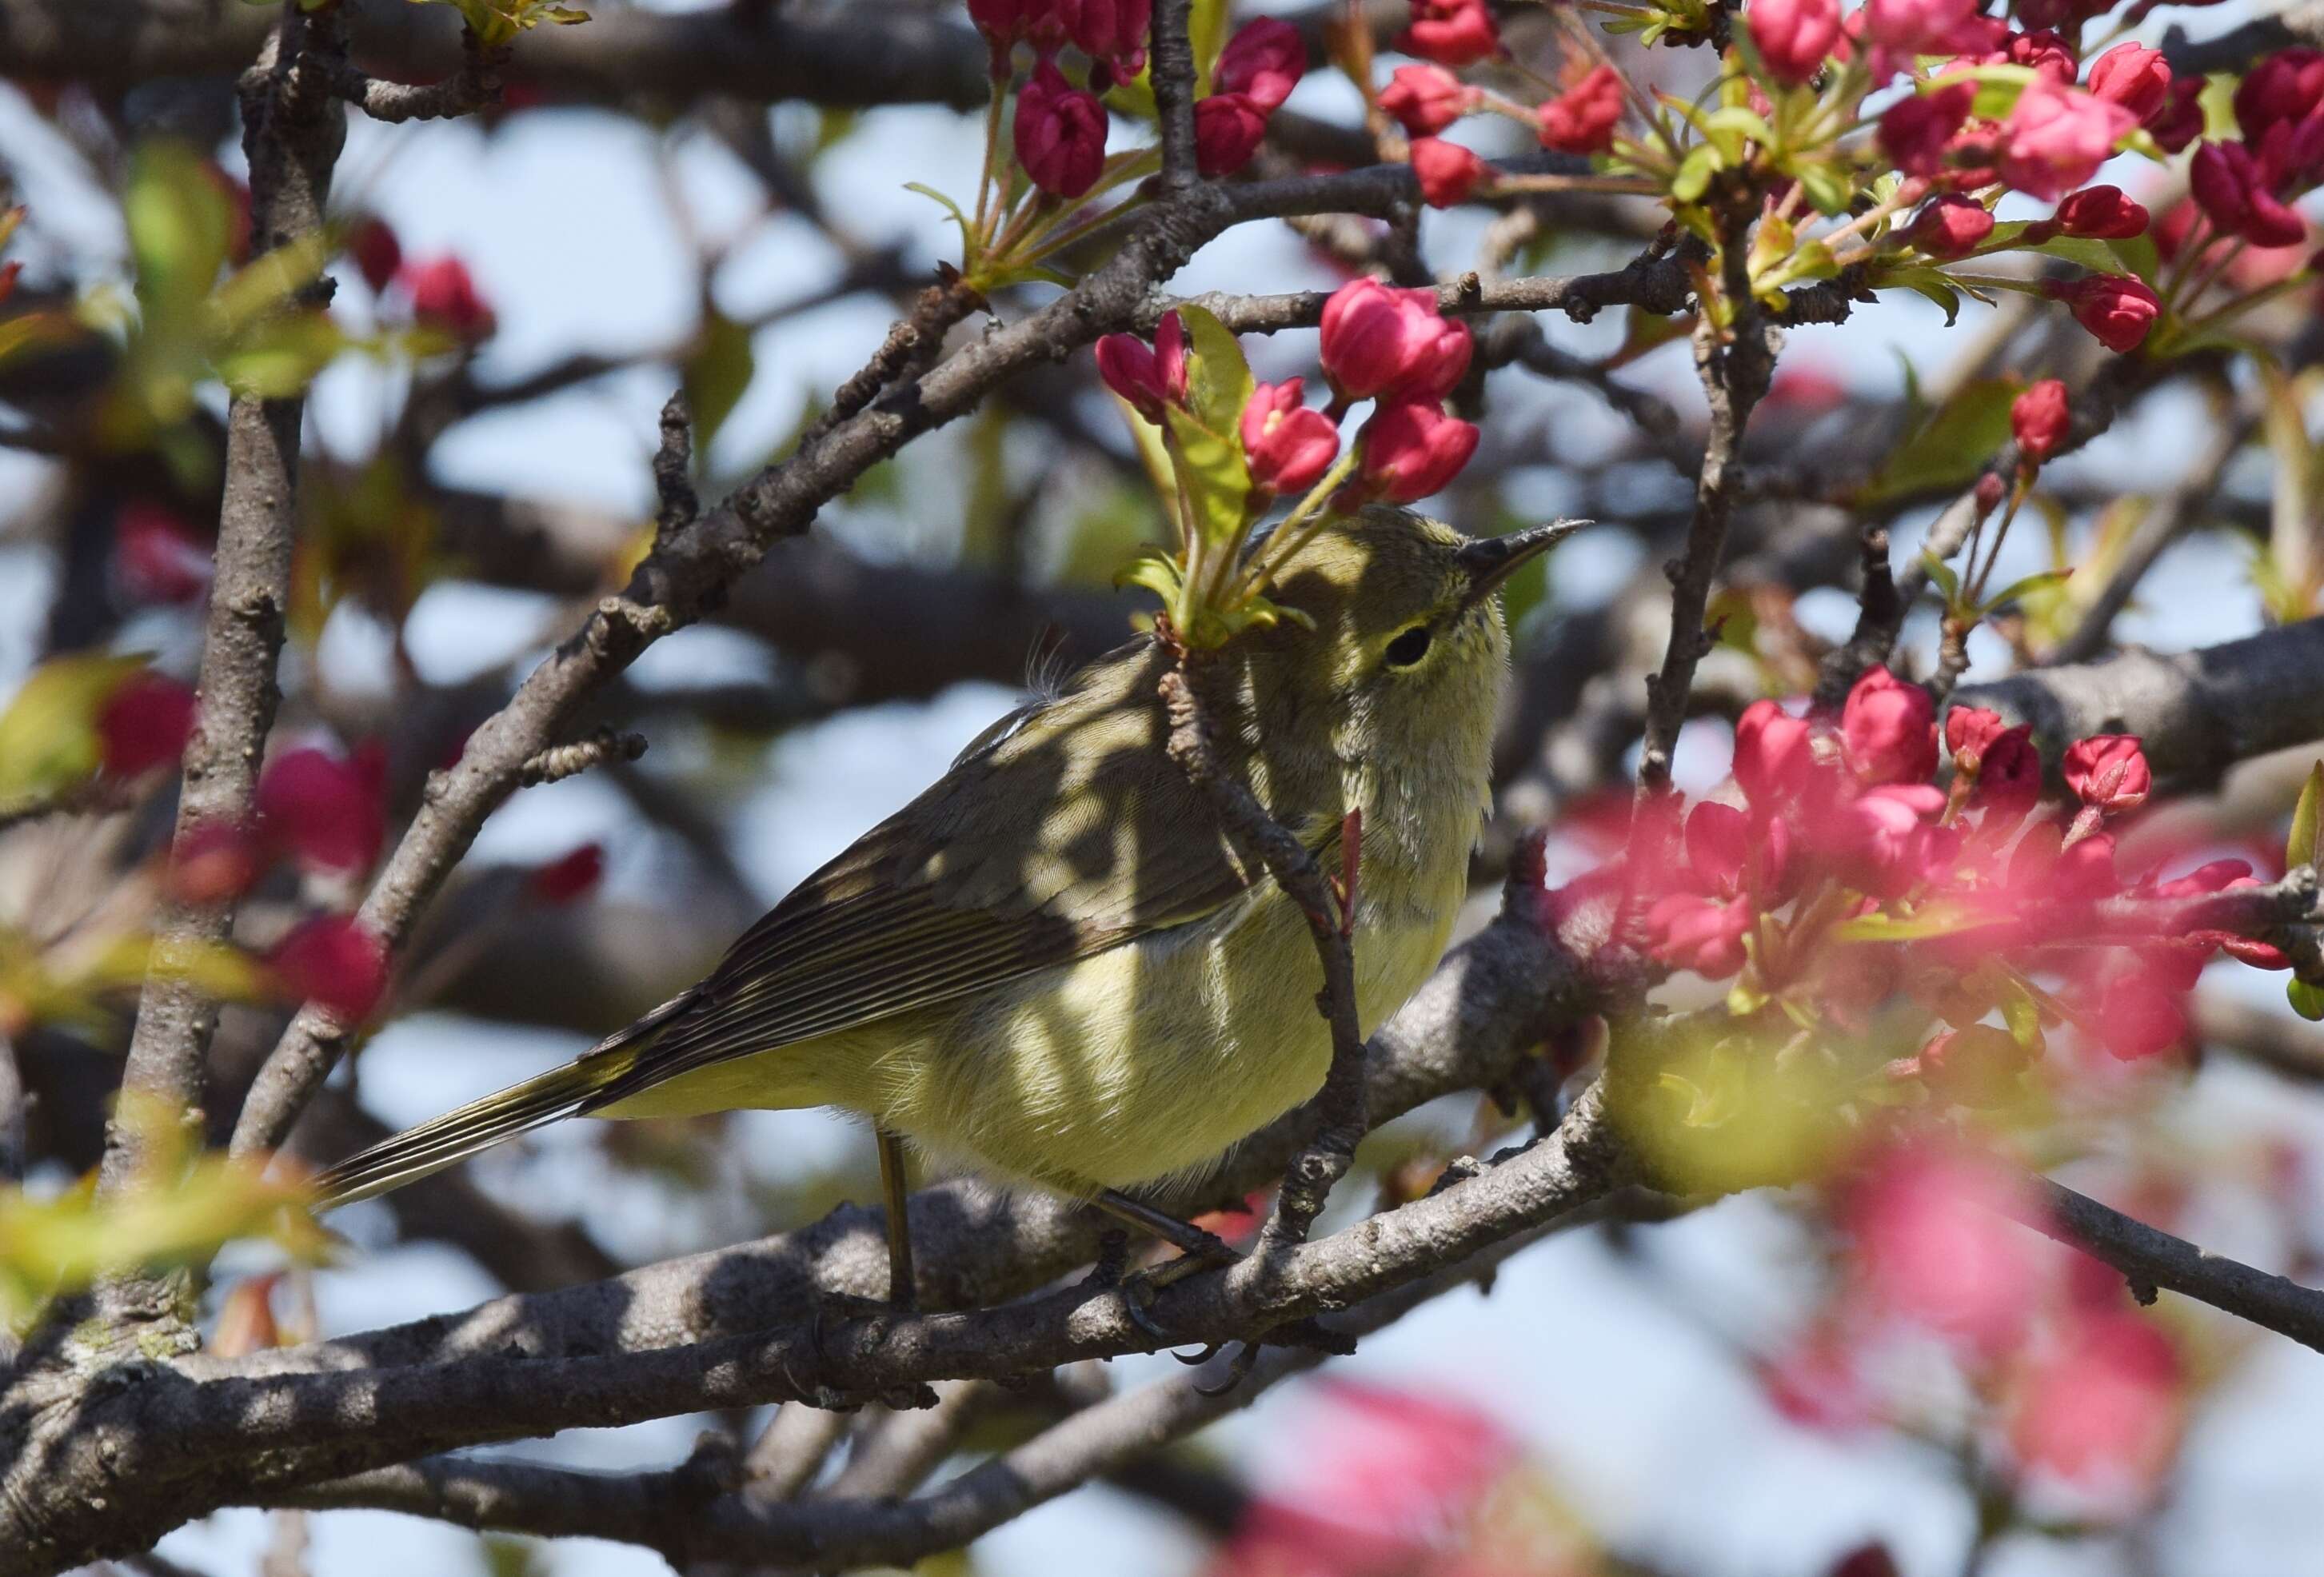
[316,508,1577,1301]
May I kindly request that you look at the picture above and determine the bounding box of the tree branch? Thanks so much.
[95,6,350,1327]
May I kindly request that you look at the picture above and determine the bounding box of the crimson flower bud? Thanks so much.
[1972,471,2008,517]
[1750,0,1842,87]
[1095,311,1188,421]
[2062,733,2151,813]
[2056,184,2147,239]
[1878,83,1975,179]
[1731,699,1815,804]
[1060,0,1149,74]
[1842,665,1938,787]
[1410,137,1486,206]
[2148,78,2206,154]
[2086,42,2171,123]
[1395,0,1499,68]
[97,670,197,778]
[406,255,494,341]
[270,915,388,1023]
[1536,65,1625,155]
[1970,726,2041,826]
[1212,18,1304,114]
[347,215,402,296]
[1903,195,1994,258]
[1355,397,1479,502]
[1015,63,1109,198]
[2190,141,2308,248]
[2011,377,2070,461]
[2046,273,2161,353]
[1379,64,1477,136]
[1194,93,1268,178]
[2233,47,2324,142]
[1240,378,1340,497]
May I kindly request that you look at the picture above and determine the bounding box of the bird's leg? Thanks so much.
[877,1128,917,1314]
[1094,1189,1242,1355]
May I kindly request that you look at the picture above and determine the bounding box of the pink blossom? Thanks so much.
[1751,0,1842,87]
[1355,397,1479,501]
[2011,378,2070,460]
[1878,82,1975,179]
[347,215,401,295]
[1647,892,1751,977]
[2234,47,2324,142]
[1732,699,1815,804]
[1536,65,1625,154]
[2050,273,2162,353]
[1240,378,1340,497]
[1903,194,1993,258]
[1843,1135,2042,1355]
[1316,278,1471,401]
[2056,185,2148,240]
[2190,140,2309,249]
[2008,1310,2183,1491]
[1831,783,1948,896]
[2062,733,2151,813]
[1972,727,2042,825]
[406,255,494,341]
[1212,18,1304,113]
[1396,0,1499,68]
[1409,136,1485,206]
[1014,62,1108,198]
[1060,0,1148,74]
[1193,93,1267,178]
[1860,0,1989,81]
[1841,665,1937,786]
[270,915,389,1022]
[2086,42,2172,123]
[1999,79,2135,202]
[1378,64,1476,135]
[1093,311,1188,421]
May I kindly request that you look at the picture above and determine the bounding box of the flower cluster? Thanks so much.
[1639,663,2291,1086]
[1096,277,1479,513]
[970,4,1303,202]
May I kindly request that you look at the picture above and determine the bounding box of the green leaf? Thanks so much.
[2288,760,2324,873]
[1162,399,1251,552]
[682,309,756,460]
[1922,62,2038,121]
[1670,143,1722,204]
[904,182,975,258]
[1976,567,2073,616]
[1172,303,1253,444]
[0,653,150,813]
[1921,546,1961,603]
[1855,377,2019,507]
[123,141,233,329]
[1879,265,1963,325]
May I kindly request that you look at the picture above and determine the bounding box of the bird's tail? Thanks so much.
[309,989,701,1208]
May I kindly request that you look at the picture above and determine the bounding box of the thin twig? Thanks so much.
[330,29,508,122]
[1150,0,1200,191]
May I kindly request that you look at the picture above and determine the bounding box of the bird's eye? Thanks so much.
[1384,625,1433,669]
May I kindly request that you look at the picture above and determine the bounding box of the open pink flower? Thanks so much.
[1999,79,2135,202]
[1647,891,1751,976]
[1240,378,1340,497]
[1831,784,1949,896]
[1879,82,1975,179]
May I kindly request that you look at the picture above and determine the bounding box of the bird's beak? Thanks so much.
[1455,518,1591,608]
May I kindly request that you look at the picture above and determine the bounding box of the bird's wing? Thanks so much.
[579,639,1325,1108]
